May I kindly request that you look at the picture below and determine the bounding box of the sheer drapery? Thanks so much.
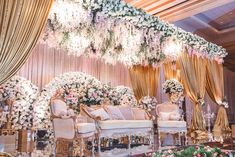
[129,65,160,100]
[179,50,207,138]
[0,0,53,84]
[206,60,231,135]
[17,44,132,90]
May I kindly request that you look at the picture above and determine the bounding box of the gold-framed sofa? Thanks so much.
[80,104,154,156]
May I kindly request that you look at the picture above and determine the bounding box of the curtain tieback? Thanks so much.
[218,101,229,108]
[196,98,205,106]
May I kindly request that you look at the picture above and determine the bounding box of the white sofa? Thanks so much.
[156,102,187,148]
[80,104,154,155]
[50,99,96,156]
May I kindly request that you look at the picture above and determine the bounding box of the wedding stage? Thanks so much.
[0,0,235,157]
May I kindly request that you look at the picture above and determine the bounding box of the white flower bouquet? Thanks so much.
[162,79,184,104]
[109,86,137,106]
[139,96,158,111]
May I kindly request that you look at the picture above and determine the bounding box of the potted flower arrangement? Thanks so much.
[162,79,184,104]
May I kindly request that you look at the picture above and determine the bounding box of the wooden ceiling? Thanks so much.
[125,0,235,71]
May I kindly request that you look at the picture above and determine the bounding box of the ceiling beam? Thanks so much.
[155,0,234,23]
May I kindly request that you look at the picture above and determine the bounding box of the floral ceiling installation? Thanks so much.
[41,0,227,67]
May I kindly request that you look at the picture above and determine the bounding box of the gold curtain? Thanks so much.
[206,60,231,135]
[0,0,53,84]
[179,50,207,138]
[163,62,177,80]
[129,65,160,100]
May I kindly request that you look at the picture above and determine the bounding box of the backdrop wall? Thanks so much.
[18,43,235,124]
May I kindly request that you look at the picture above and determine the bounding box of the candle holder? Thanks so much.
[203,104,215,142]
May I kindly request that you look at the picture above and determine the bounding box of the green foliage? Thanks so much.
[152,145,233,157]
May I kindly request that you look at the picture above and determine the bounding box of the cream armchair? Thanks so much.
[50,99,96,156]
[156,102,187,148]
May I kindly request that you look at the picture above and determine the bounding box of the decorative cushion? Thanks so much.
[104,105,125,120]
[90,108,110,120]
[159,112,171,121]
[158,120,186,128]
[118,105,134,120]
[132,108,148,120]
[169,112,181,120]
[156,103,179,115]
[76,123,96,134]
[98,120,153,130]
[51,99,67,116]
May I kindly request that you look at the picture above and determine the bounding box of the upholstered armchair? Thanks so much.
[50,99,96,156]
[156,102,187,148]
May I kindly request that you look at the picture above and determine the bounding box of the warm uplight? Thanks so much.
[163,38,182,60]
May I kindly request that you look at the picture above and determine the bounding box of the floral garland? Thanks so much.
[162,79,184,104]
[41,0,227,68]
[153,145,234,157]
[0,76,38,130]
[139,96,158,111]
[108,85,137,106]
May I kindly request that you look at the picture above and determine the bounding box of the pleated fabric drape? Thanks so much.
[0,0,53,84]
[163,62,176,80]
[179,50,207,139]
[18,44,132,90]
[129,65,160,100]
[206,60,231,136]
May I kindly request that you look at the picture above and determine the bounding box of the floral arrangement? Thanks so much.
[0,76,38,103]
[62,80,111,113]
[108,86,137,106]
[11,100,34,130]
[34,72,109,129]
[0,76,38,130]
[162,79,184,104]
[40,0,227,68]
[139,96,158,111]
[152,145,234,157]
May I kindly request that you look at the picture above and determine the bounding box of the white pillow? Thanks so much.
[90,108,110,121]
[159,112,171,121]
[169,112,181,120]
[51,99,67,116]
[104,106,125,120]
[132,108,147,120]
